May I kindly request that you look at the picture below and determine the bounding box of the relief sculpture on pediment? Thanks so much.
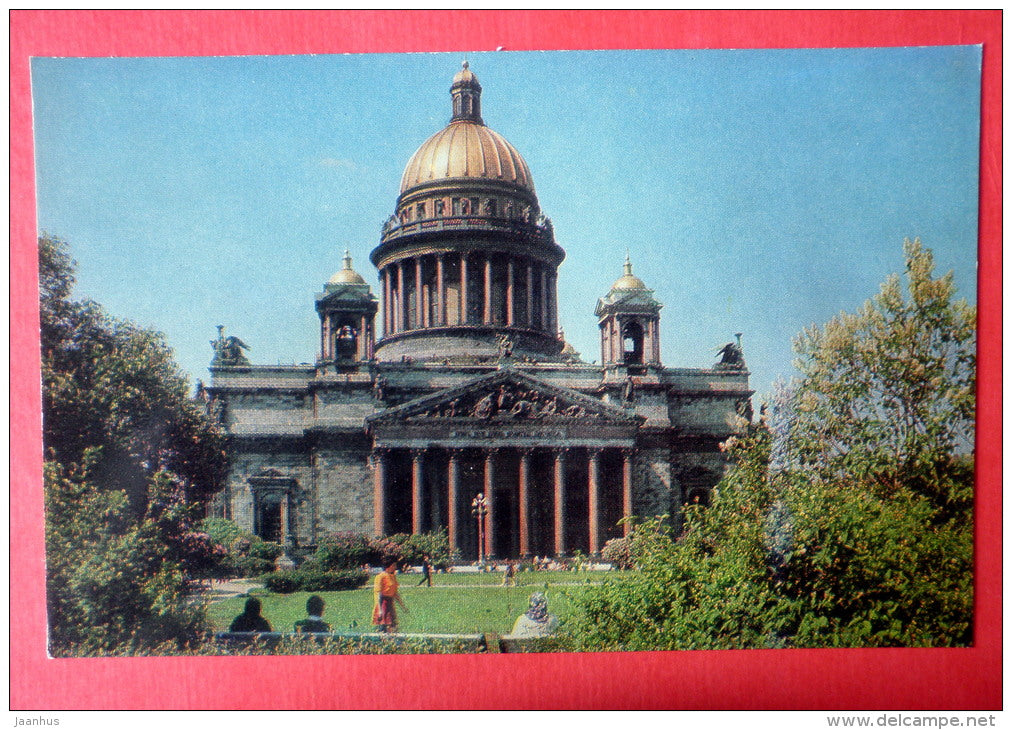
[417,382,599,420]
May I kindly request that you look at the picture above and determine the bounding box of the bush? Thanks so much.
[600,537,634,570]
[263,569,368,594]
[249,540,283,562]
[196,517,283,577]
[311,532,379,570]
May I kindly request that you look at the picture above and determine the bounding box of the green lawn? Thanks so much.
[208,570,627,635]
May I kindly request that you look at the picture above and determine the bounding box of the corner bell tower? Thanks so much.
[595,254,663,372]
[315,251,378,365]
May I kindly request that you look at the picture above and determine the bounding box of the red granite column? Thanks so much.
[518,449,532,556]
[396,262,406,333]
[553,449,566,555]
[436,253,445,326]
[588,449,601,554]
[483,255,493,325]
[622,449,634,537]
[358,315,367,361]
[506,256,515,327]
[415,257,424,330]
[411,449,424,534]
[382,268,391,337]
[460,253,468,324]
[484,450,496,557]
[447,449,460,554]
[373,449,388,536]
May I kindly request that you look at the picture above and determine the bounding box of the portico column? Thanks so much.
[553,449,566,555]
[460,253,469,324]
[373,449,388,536]
[415,258,424,330]
[518,449,532,556]
[483,255,493,325]
[436,253,445,326]
[447,449,460,554]
[484,450,497,558]
[622,449,634,537]
[588,449,602,554]
[506,257,515,327]
[411,449,424,534]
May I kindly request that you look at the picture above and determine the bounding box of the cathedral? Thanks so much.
[206,62,752,560]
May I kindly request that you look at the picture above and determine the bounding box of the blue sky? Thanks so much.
[31,47,981,401]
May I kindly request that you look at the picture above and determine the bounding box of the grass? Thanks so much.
[207,570,628,635]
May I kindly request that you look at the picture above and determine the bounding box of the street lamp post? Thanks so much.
[471,492,488,564]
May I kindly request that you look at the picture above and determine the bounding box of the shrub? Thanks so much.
[263,568,368,594]
[311,532,379,570]
[600,537,634,570]
[249,540,283,562]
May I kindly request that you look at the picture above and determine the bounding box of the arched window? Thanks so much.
[622,321,644,365]
[334,320,359,360]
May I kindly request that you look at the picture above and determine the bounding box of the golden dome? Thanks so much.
[328,250,366,285]
[400,123,534,193]
[399,63,535,194]
[611,254,647,291]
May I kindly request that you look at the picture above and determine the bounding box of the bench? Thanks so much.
[213,631,548,653]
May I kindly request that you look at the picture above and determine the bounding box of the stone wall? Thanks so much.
[633,447,673,519]
[313,443,374,538]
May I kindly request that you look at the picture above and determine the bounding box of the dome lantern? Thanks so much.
[450,60,483,124]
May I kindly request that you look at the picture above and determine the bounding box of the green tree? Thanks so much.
[571,240,975,649]
[40,235,227,654]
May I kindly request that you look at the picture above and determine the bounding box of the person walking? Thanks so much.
[416,555,433,587]
[373,560,408,633]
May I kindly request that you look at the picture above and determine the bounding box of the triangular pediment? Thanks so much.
[596,289,663,316]
[367,369,641,425]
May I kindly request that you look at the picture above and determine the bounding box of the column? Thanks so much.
[382,268,391,337]
[506,257,515,327]
[279,493,290,547]
[460,253,468,324]
[588,449,601,554]
[540,268,548,332]
[622,449,634,537]
[652,319,661,364]
[484,450,496,558]
[548,272,558,336]
[483,255,493,325]
[526,262,534,328]
[436,253,445,326]
[553,449,566,555]
[415,258,423,330]
[411,449,424,534]
[397,262,406,333]
[373,449,388,536]
[322,314,331,360]
[518,449,531,556]
[447,449,460,554]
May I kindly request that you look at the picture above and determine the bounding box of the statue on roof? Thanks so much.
[211,325,250,366]
[714,333,746,370]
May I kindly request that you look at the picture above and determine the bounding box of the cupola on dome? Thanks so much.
[610,255,647,291]
[328,250,366,285]
[399,62,535,194]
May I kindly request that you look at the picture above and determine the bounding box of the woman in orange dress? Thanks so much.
[372,560,407,633]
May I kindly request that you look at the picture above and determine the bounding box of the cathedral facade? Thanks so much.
[206,63,752,559]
